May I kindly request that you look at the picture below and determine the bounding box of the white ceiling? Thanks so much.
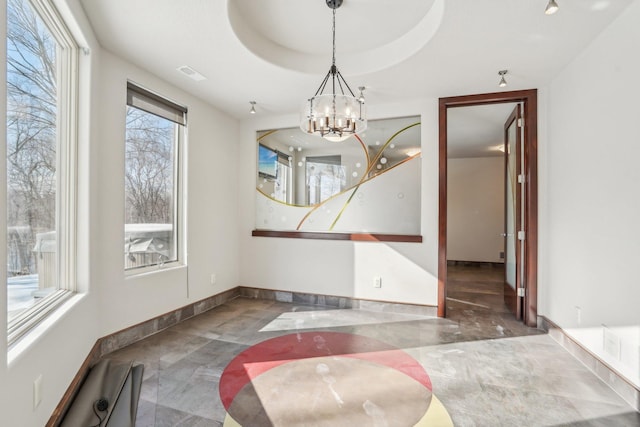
[79,0,632,156]
[448,103,517,159]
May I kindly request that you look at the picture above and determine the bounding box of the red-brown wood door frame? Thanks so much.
[438,89,538,327]
[503,105,523,320]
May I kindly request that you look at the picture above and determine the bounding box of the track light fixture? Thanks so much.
[545,0,559,15]
[249,101,256,114]
[498,70,508,87]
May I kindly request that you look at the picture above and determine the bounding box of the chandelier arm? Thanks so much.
[313,69,333,97]
[336,70,357,97]
[335,72,346,95]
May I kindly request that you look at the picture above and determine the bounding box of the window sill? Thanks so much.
[8,292,84,366]
[125,262,187,280]
[8,289,74,348]
[252,230,422,243]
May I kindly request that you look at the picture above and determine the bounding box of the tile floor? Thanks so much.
[104,264,640,426]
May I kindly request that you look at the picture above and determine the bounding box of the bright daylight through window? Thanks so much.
[125,83,185,271]
[6,0,77,346]
[306,156,345,205]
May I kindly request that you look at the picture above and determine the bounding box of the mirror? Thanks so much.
[255,116,422,235]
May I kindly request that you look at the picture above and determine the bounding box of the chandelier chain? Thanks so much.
[332,6,336,67]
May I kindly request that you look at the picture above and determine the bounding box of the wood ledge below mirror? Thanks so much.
[252,230,422,243]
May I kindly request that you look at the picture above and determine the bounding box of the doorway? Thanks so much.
[438,90,538,327]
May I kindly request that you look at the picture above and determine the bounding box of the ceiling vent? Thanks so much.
[176,65,207,81]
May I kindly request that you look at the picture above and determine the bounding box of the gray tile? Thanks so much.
[156,374,227,421]
[137,402,222,427]
[97,268,639,426]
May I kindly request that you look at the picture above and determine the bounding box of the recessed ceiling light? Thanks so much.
[176,65,207,81]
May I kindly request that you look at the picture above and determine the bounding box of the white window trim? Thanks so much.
[7,289,72,344]
[124,83,187,276]
[6,0,79,349]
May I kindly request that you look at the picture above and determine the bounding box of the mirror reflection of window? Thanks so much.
[274,152,292,204]
[257,144,278,179]
[305,156,345,205]
[257,143,294,204]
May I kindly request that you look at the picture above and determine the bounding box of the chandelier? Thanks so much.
[300,0,367,142]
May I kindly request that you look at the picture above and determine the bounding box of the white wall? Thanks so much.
[238,101,440,306]
[95,51,240,336]
[0,0,102,425]
[542,0,640,386]
[447,157,504,263]
[0,1,241,425]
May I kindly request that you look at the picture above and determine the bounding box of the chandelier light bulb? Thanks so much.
[249,101,256,114]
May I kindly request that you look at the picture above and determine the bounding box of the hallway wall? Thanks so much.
[447,156,505,263]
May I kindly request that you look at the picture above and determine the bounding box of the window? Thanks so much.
[6,0,78,346]
[125,83,185,271]
[306,155,345,205]
[274,151,291,204]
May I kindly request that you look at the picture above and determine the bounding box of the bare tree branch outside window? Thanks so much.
[125,107,175,225]
[6,0,57,278]
[124,105,178,269]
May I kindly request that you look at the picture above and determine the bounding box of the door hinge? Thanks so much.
[517,117,524,127]
[518,174,526,184]
[517,287,525,297]
[518,230,526,241]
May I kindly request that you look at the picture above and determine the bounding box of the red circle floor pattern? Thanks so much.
[219,332,450,426]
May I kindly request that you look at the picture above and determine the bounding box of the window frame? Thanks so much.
[274,150,291,204]
[5,0,79,348]
[124,82,186,275]
[305,155,345,205]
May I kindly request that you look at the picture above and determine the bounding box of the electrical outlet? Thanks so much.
[34,374,42,409]
[373,277,382,288]
[210,273,217,285]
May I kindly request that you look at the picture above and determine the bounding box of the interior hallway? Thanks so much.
[446,262,535,339]
[104,290,640,426]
